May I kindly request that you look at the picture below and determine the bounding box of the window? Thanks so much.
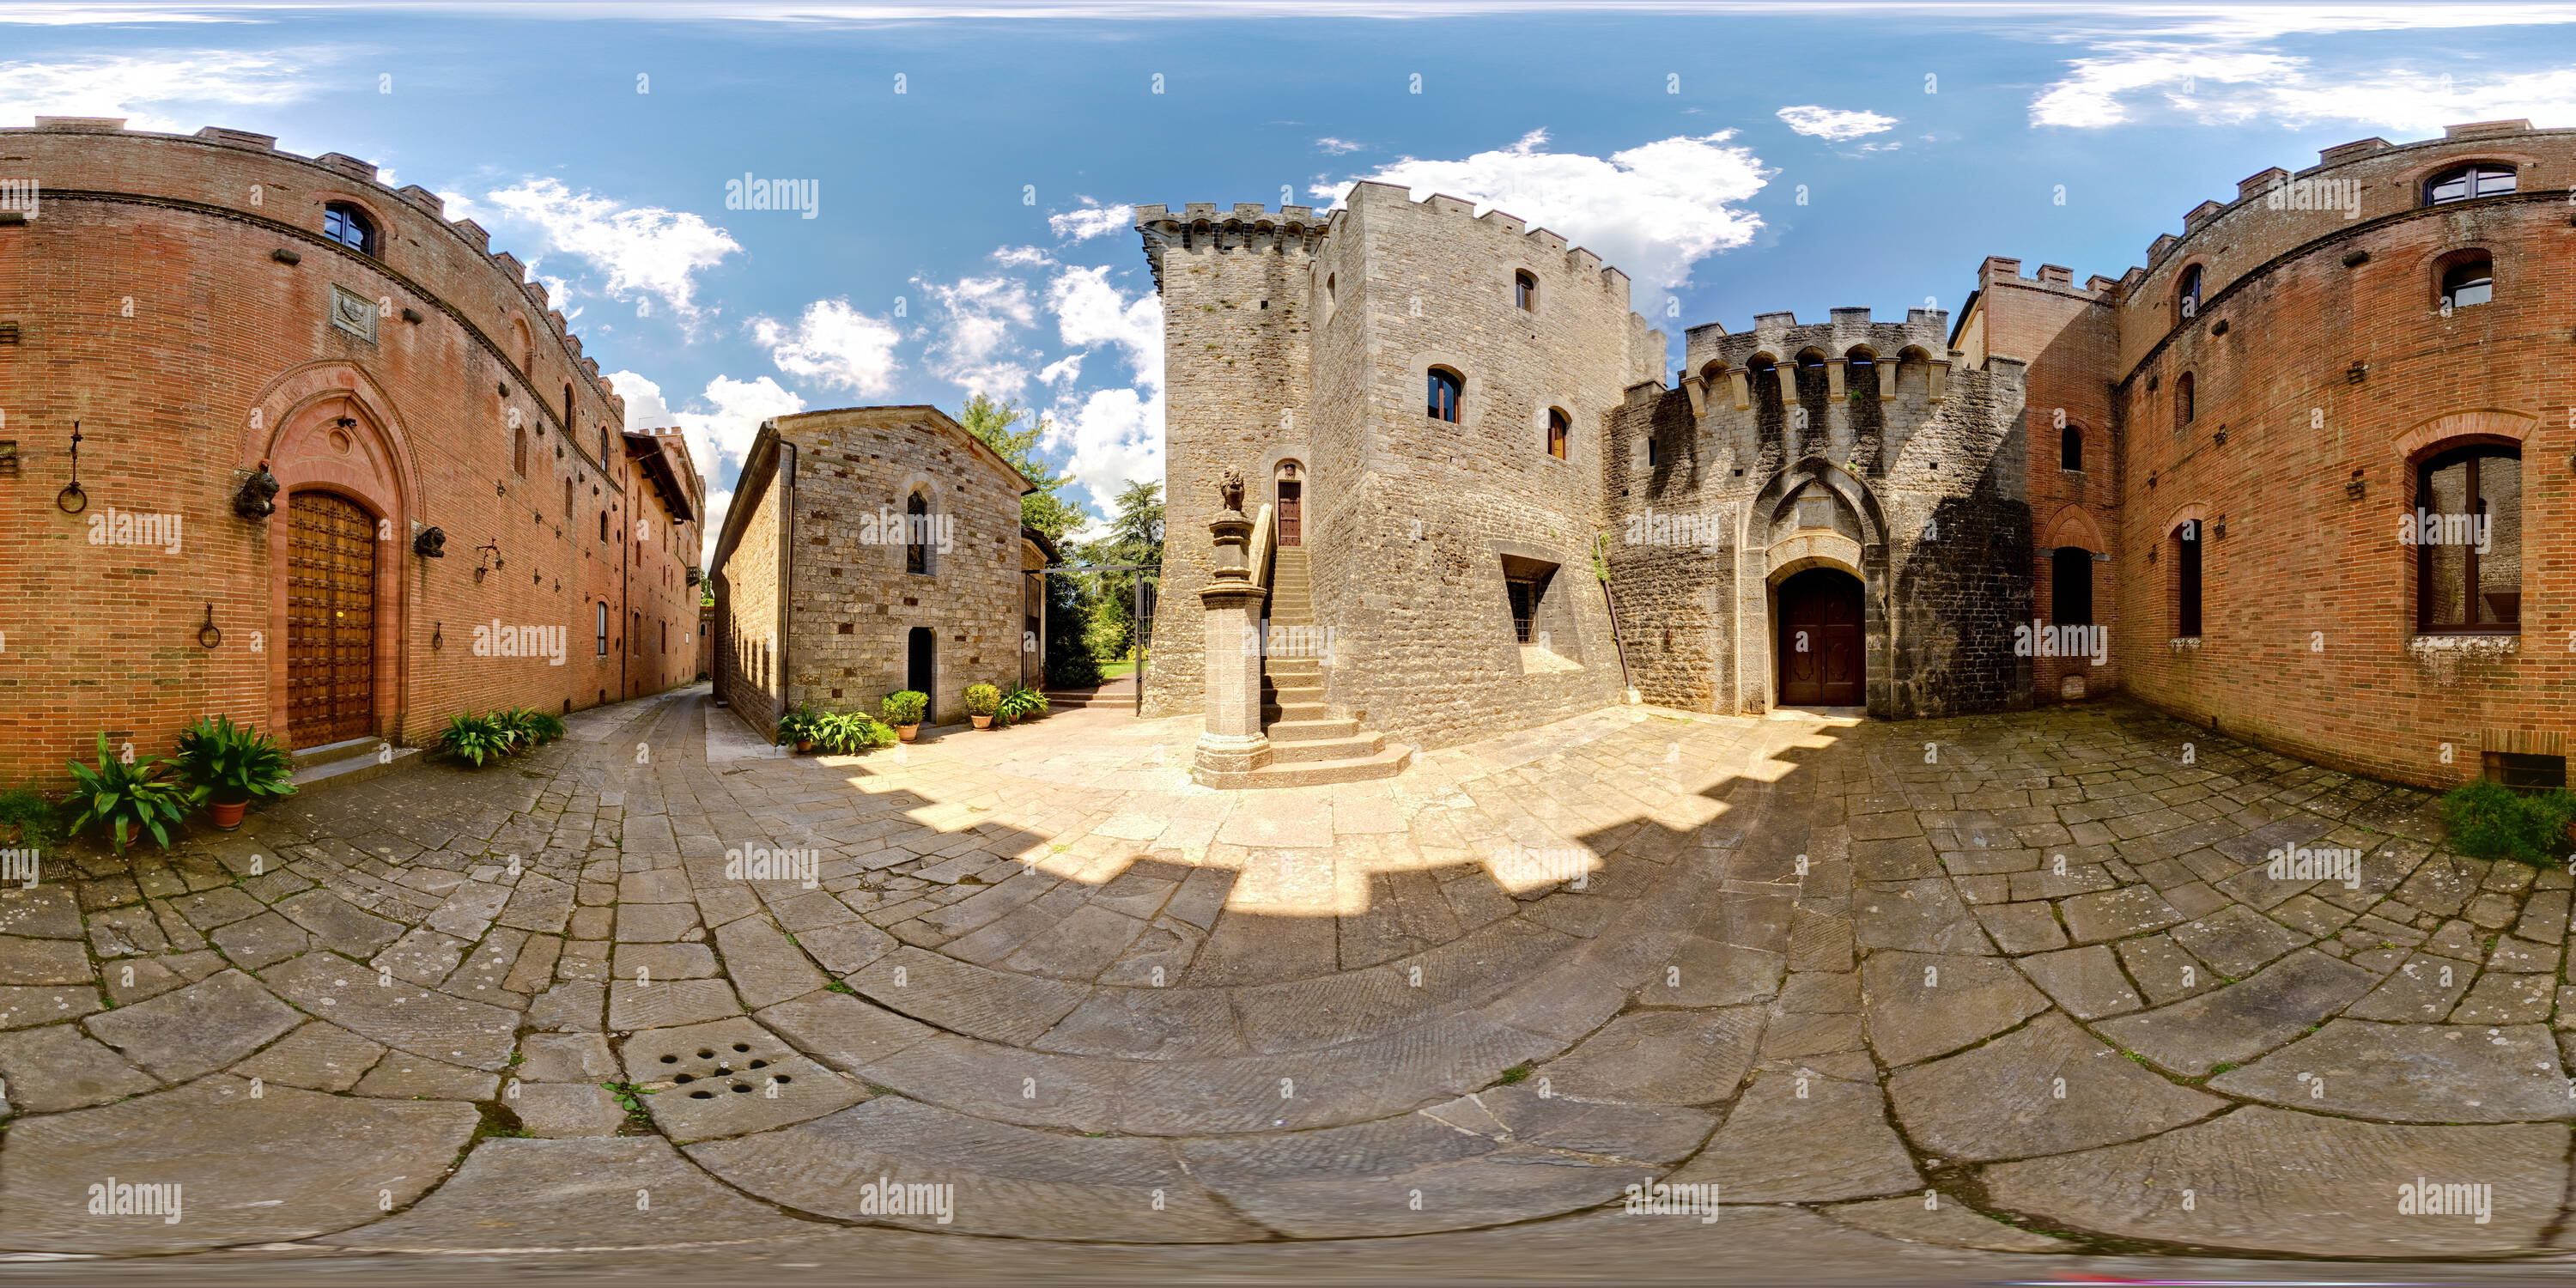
[596,601,608,656]
[2060,423,2083,471]
[2441,254,2494,309]
[1547,408,1570,460]
[905,492,930,575]
[599,511,609,543]
[2485,752,2567,792]
[2174,521,2202,637]
[2427,163,2516,205]
[1427,368,1462,422]
[564,478,574,521]
[564,385,575,434]
[2176,264,2202,319]
[322,202,376,256]
[1515,271,1537,312]
[1506,579,1538,643]
[513,424,527,477]
[1645,432,1659,469]
[2416,446,2520,631]
[2176,372,2196,428]
[2052,546,2094,625]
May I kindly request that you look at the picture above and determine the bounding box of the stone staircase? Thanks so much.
[1254,546,1411,786]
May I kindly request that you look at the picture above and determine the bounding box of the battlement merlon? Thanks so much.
[1132,201,1330,292]
[1678,307,1953,415]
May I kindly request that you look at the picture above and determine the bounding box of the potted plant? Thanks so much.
[776,704,824,752]
[963,683,1001,730]
[994,684,1048,728]
[883,690,928,741]
[173,715,296,830]
[66,732,201,853]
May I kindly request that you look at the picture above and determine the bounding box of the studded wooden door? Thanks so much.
[1777,568,1862,707]
[288,491,377,748]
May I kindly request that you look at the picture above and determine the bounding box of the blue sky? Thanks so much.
[10,1,2576,559]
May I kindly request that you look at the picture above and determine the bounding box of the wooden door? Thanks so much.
[288,491,377,747]
[1277,481,1302,546]
[907,626,936,721]
[1777,568,1862,707]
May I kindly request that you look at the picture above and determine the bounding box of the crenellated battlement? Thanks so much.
[1681,306,1949,377]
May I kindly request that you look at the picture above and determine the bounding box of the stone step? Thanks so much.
[1266,732,1387,763]
[289,743,423,795]
[1266,716,1358,741]
[1239,742,1415,787]
[1267,701,1334,722]
[291,735,384,769]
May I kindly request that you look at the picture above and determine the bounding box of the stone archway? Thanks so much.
[1775,565,1864,706]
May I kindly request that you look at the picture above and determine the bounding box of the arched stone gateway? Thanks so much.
[1745,458,1894,717]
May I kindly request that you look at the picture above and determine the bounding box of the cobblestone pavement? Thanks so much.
[5,685,2576,1279]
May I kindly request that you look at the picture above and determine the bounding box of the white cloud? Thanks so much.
[483,177,740,322]
[1036,264,1165,520]
[0,52,313,131]
[751,298,902,397]
[914,271,1039,398]
[1775,105,1899,141]
[993,245,1054,267]
[1313,128,1769,295]
[2032,28,2576,131]
[606,368,805,485]
[1047,200,1133,241]
[696,489,732,565]
[1315,137,1365,154]
[1039,353,1084,386]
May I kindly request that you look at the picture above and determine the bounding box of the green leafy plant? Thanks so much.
[963,683,1001,718]
[0,787,65,847]
[882,690,928,726]
[813,711,896,754]
[514,708,567,744]
[994,684,1048,726]
[775,703,828,748]
[438,712,514,768]
[66,732,201,853]
[173,715,297,805]
[2443,779,2576,866]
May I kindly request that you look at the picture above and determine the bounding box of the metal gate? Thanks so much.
[1038,562,1157,715]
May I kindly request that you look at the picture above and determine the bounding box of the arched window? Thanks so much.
[2417,445,2521,631]
[2427,163,2516,205]
[2051,546,2094,625]
[1847,350,1874,394]
[564,385,575,434]
[2440,254,2494,309]
[2172,520,2203,637]
[2175,372,2196,428]
[596,601,609,656]
[513,423,528,477]
[905,492,931,575]
[599,510,609,543]
[322,202,376,256]
[1515,271,1537,313]
[2060,423,2084,471]
[1427,368,1462,422]
[563,477,574,521]
[1546,408,1570,460]
[2176,264,2202,320]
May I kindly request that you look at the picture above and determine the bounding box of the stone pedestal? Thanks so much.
[1192,502,1272,788]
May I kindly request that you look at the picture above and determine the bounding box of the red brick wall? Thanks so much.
[2106,127,2573,788]
[0,120,702,786]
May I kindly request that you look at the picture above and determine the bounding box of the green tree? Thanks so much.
[1073,481,1164,665]
[958,393,1084,543]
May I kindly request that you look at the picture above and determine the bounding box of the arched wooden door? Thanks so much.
[287,490,378,747]
[1777,568,1862,707]
[1274,460,1303,546]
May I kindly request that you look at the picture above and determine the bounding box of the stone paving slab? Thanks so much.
[694,1097,1262,1242]
[321,1137,817,1251]
[0,1076,476,1254]
[1984,1107,2567,1257]
[260,951,519,1071]
[2208,1020,2573,1122]
[2098,949,2377,1077]
[1861,951,2049,1067]
[1887,1013,2226,1162]
[1822,1194,2076,1252]
[83,969,299,1081]
[1666,1069,1919,1201]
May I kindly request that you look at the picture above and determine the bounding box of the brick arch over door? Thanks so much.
[254,367,415,748]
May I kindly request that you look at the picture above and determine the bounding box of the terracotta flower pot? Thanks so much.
[897,724,920,743]
[971,714,993,730]
[795,738,814,753]
[208,798,248,830]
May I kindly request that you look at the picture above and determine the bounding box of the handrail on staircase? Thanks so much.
[1249,501,1276,595]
